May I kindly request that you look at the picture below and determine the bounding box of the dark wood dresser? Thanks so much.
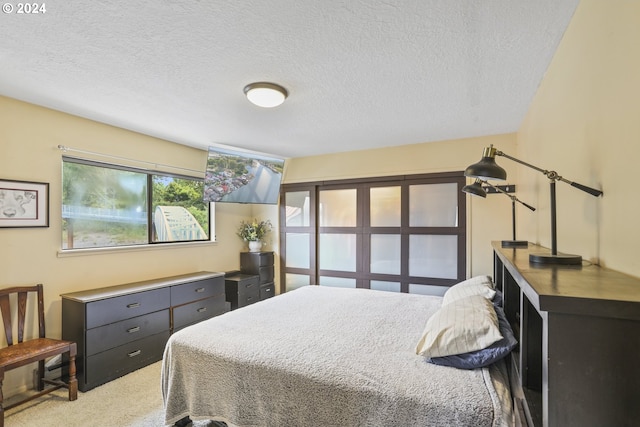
[493,242,640,427]
[224,273,260,310]
[240,251,276,300]
[61,271,227,392]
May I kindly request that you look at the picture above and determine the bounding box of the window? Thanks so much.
[62,157,210,249]
[280,172,466,294]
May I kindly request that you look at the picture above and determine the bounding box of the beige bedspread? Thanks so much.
[162,286,513,427]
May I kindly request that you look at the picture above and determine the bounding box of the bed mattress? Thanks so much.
[162,285,513,427]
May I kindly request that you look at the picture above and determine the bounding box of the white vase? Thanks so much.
[248,241,262,252]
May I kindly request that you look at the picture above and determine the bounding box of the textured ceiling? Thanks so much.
[0,0,579,158]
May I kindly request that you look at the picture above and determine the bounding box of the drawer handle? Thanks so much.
[197,307,207,313]
[127,302,140,309]
[246,283,255,288]
[195,287,205,293]
[127,326,140,334]
[128,350,142,358]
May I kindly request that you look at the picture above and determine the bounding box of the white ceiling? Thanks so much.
[0,0,579,159]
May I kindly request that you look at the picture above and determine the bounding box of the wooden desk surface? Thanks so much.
[492,242,640,320]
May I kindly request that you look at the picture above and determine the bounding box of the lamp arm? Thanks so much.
[495,150,547,175]
[565,179,604,197]
[482,180,537,211]
[495,150,603,197]
[518,200,537,212]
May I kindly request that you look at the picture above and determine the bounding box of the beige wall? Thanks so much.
[284,133,519,278]
[517,0,640,276]
[0,96,278,396]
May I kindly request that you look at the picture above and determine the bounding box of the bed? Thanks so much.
[162,284,514,427]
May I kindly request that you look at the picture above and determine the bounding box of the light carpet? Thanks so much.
[4,361,212,427]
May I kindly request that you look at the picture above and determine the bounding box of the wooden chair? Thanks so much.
[0,284,77,426]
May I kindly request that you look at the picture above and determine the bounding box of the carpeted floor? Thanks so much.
[4,361,212,427]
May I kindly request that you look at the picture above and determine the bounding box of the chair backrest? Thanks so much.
[0,284,45,346]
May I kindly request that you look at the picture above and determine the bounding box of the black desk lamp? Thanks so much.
[462,179,535,248]
[464,145,603,265]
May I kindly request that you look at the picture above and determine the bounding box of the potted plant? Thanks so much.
[237,219,272,252]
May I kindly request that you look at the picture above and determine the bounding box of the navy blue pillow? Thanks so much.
[492,290,504,307]
[427,305,517,370]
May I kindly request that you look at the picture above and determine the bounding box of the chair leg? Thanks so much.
[68,354,77,401]
[0,368,5,427]
[37,360,45,391]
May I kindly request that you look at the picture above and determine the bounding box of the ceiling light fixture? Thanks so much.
[243,82,288,108]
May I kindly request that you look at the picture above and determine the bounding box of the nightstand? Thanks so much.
[224,273,260,310]
[240,251,275,301]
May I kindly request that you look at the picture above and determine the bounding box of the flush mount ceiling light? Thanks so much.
[243,82,288,108]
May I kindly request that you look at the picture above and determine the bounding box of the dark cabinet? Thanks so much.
[493,242,640,427]
[260,281,275,300]
[225,274,260,310]
[240,251,275,302]
[61,271,226,392]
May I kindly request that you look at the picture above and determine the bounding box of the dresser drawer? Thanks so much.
[172,295,227,330]
[225,274,260,310]
[240,252,274,285]
[238,285,260,308]
[260,282,275,300]
[242,251,274,267]
[85,331,170,390]
[86,287,170,329]
[256,265,274,283]
[86,309,170,356]
[170,276,224,307]
[234,275,259,295]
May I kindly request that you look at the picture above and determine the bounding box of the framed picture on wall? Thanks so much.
[0,179,49,228]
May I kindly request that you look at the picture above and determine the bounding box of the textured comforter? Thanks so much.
[162,286,513,427]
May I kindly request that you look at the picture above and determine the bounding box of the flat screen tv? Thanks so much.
[204,146,285,204]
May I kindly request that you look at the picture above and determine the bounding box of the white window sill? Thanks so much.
[57,239,217,258]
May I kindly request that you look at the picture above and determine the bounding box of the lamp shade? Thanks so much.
[464,156,507,180]
[244,82,288,108]
[462,180,487,198]
[464,145,507,180]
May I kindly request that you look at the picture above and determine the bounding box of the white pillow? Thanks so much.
[415,295,503,358]
[442,275,495,306]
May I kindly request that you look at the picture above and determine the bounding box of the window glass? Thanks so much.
[319,277,356,288]
[152,175,209,242]
[408,283,448,296]
[285,274,310,292]
[62,161,148,249]
[370,186,401,226]
[409,234,457,279]
[285,233,310,268]
[319,233,356,272]
[285,191,311,226]
[409,183,458,227]
[370,281,401,293]
[370,234,401,274]
[319,189,357,227]
[62,158,209,249]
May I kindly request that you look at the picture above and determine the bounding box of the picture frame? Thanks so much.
[0,179,49,228]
